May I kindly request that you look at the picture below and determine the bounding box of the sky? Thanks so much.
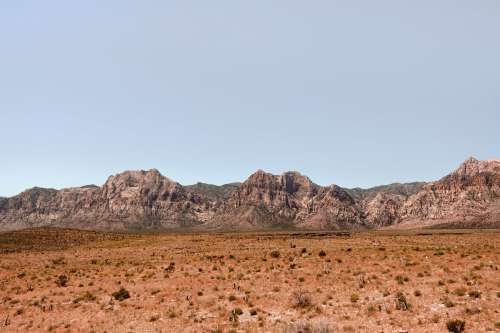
[1,1,499,197]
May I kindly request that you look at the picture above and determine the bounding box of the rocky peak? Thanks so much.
[104,169,170,187]
[453,157,500,177]
[232,170,319,204]
[244,170,279,189]
[280,171,318,196]
[400,157,500,221]
[101,169,187,202]
[242,170,317,194]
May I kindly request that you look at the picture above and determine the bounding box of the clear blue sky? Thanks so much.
[1,1,499,196]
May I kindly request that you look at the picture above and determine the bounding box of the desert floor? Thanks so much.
[0,228,499,333]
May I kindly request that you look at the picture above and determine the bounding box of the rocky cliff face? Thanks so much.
[213,170,363,229]
[363,193,406,226]
[400,158,500,221]
[346,182,427,227]
[360,158,500,227]
[0,170,211,231]
[0,158,498,231]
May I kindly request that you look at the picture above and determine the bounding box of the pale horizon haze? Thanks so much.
[1,1,499,197]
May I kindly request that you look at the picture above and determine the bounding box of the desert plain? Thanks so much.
[0,228,499,333]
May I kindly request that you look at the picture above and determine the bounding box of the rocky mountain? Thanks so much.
[397,158,500,227]
[213,170,363,229]
[0,170,213,231]
[0,157,498,231]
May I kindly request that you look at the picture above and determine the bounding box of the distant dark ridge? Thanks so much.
[185,182,241,202]
[344,182,427,202]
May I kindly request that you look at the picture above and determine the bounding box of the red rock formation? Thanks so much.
[0,158,498,231]
[214,170,363,229]
[0,169,210,231]
[400,158,500,221]
[363,193,405,226]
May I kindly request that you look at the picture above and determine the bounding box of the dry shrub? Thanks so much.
[284,320,332,333]
[292,290,312,308]
[395,292,410,311]
[446,319,465,333]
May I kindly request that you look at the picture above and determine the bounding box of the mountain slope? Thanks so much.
[397,158,500,227]
[345,182,427,227]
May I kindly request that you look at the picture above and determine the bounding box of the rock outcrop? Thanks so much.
[346,182,426,227]
[400,158,500,221]
[0,157,498,231]
[213,171,363,229]
[363,193,406,226]
[0,170,211,231]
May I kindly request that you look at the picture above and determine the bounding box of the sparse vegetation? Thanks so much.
[447,319,465,333]
[56,275,68,287]
[292,290,312,308]
[112,287,130,301]
[73,291,96,303]
[270,250,281,258]
[395,292,410,311]
[0,228,497,332]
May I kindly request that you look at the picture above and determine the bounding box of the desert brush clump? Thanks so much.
[291,290,312,308]
[73,291,96,303]
[447,319,465,333]
[112,287,130,301]
[395,292,410,311]
[56,275,68,287]
[270,250,281,258]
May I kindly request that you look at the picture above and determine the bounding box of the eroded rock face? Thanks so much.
[353,158,500,227]
[400,158,500,221]
[363,193,405,226]
[213,170,320,227]
[0,170,211,231]
[0,157,498,231]
[226,171,317,212]
[216,171,363,229]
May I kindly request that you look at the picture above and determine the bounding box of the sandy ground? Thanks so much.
[0,228,499,333]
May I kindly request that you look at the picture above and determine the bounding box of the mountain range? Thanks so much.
[0,157,499,231]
